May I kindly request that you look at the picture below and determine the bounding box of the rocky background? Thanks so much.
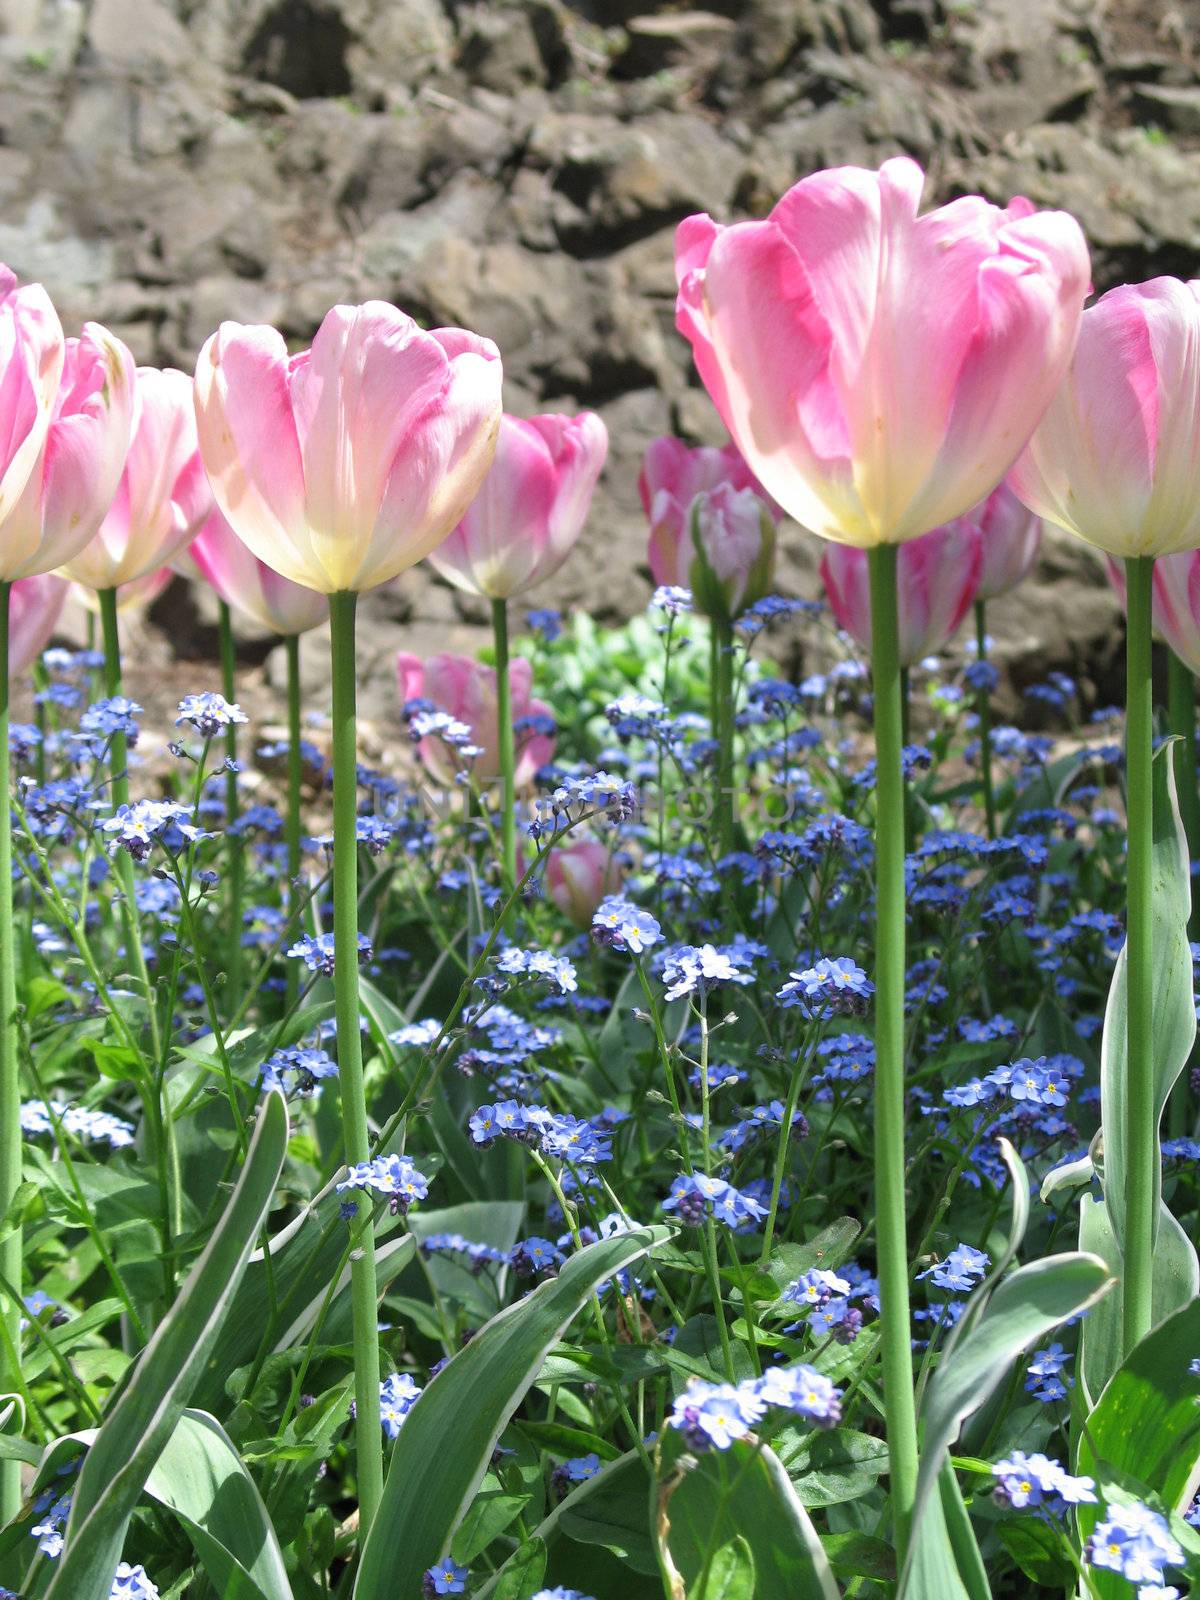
[1,0,1197,723]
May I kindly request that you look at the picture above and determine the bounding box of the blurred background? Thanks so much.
[0,0,1195,723]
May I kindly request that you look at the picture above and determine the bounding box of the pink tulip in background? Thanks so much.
[0,267,65,571]
[820,521,983,666]
[191,508,328,636]
[675,157,1089,547]
[544,838,623,927]
[1010,278,1200,558]
[686,482,776,619]
[6,574,67,676]
[397,651,555,786]
[195,304,503,595]
[1107,550,1200,674]
[961,480,1043,601]
[428,411,607,599]
[60,366,211,592]
[639,436,780,589]
[1,324,135,581]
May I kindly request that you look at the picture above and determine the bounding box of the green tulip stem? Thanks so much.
[0,581,20,1520]
[713,611,735,856]
[217,599,244,1009]
[491,597,518,893]
[285,633,303,1011]
[328,589,383,1532]
[867,543,919,1556]
[1123,554,1155,1355]
[974,599,997,839]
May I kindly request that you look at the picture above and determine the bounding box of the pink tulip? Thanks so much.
[1107,551,1200,674]
[685,483,777,619]
[428,411,608,600]
[544,839,623,927]
[0,267,64,570]
[820,521,983,666]
[195,305,504,594]
[640,436,781,590]
[60,367,212,591]
[1011,278,1200,559]
[397,651,555,786]
[959,480,1043,602]
[190,508,328,636]
[6,573,67,677]
[675,157,1089,547]
[2,324,135,581]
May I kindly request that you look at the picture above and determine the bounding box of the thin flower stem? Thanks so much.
[328,588,383,1534]
[0,580,20,1520]
[1123,554,1155,1355]
[759,1028,817,1266]
[217,599,245,1010]
[713,612,736,857]
[97,586,161,1061]
[285,633,304,1010]
[974,600,997,839]
[491,596,518,893]
[867,543,919,1557]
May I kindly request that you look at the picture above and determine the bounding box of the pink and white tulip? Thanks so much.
[428,411,607,600]
[60,367,211,591]
[1107,550,1200,674]
[397,651,555,786]
[544,839,623,927]
[675,157,1089,548]
[686,483,776,619]
[820,521,983,666]
[1011,278,1200,559]
[190,508,327,636]
[0,268,66,571]
[6,573,67,677]
[959,480,1043,601]
[640,436,780,589]
[195,304,504,594]
[1,324,135,581]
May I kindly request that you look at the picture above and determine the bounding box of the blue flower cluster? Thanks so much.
[668,1362,842,1450]
[661,1172,766,1230]
[336,1155,429,1215]
[469,1101,611,1165]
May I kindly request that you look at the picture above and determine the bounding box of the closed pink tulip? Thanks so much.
[428,411,607,599]
[0,269,66,567]
[60,367,211,591]
[1011,278,1200,559]
[639,436,780,589]
[190,508,327,636]
[2,324,135,581]
[195,304,503,595]
[675,158,1089,548]
[6,573,67,677]
[686,483,776,620]
[820,521,983,666]
[963,480,1043,601]
[544,839,623,927]
[397,650,555,786]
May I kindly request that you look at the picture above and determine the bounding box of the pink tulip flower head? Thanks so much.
[427,411,608,600]
[544,838,623,928]
[2,323,135,581]
[6,573,67,677]
[1011,278,1200,559]
[195,304,504,594]
[958,479,1043,602]
[60,366,212,592]
[821,521,983,667]
[675,158,1089,548]
[191,508,328,636]
[640,436,780,586]
[1108,550,1200,675]
[397,651,555,787]
[685,483,777,621]
[0,266,65,571]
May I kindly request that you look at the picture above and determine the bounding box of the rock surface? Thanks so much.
[2,0,1195,724]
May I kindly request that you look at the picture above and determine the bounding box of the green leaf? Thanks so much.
[996,1517,1075,1588]
[353,1227,670,1600]
[689,1535,755,1600]
[1076,1295,1200,1597]
[903,1462,991,1600]
[44,1093,289,1600]
[820,1532,895,1584]
[899,1251,1113,1598]
[759,1221,862,1297]
[774,1426,889,1507]
[490,1537,547,1600]
[660,1433,839,1600]
[143,1410,293,1599]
